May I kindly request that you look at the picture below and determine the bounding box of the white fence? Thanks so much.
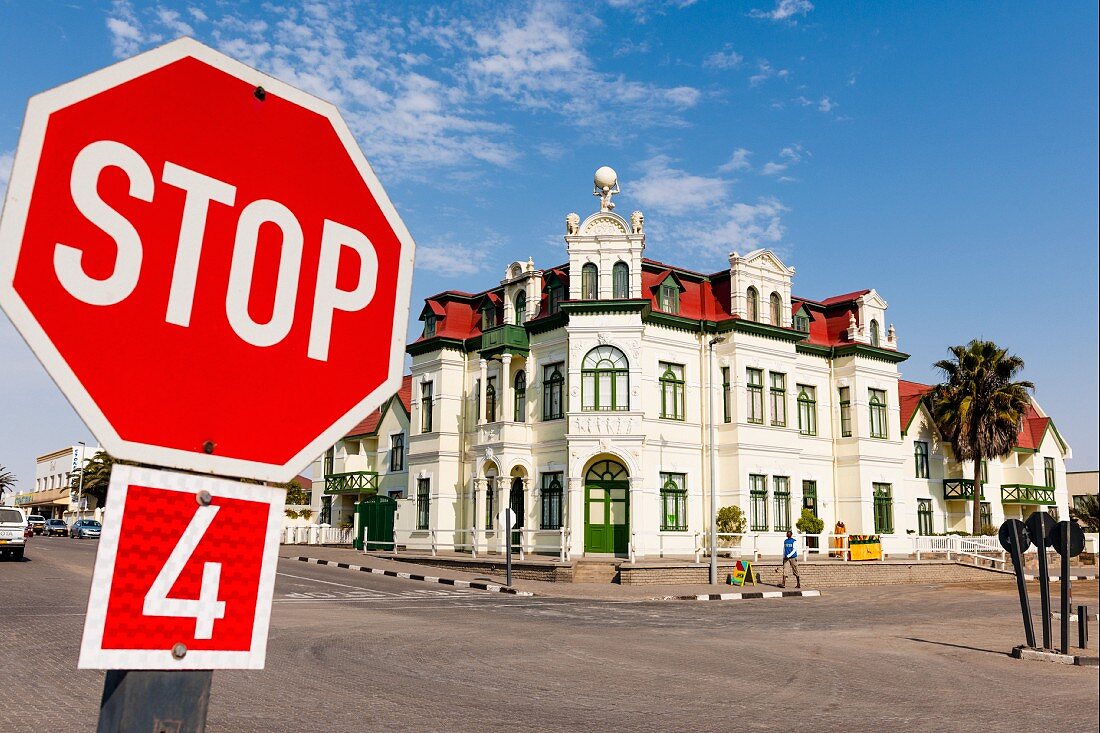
[388,527,572,563]
[281,525,354,545]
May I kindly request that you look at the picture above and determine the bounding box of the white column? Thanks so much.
[478,358,488,425]
[501,354,513,423]
[568,476,584,557]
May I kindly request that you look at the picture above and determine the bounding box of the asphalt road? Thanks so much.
[1,536,1096,732]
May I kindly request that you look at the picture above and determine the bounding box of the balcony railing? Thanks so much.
[324,471,379,495]
[1001,484,1056,505]
[480,324,529,354]
[942,479,984,501]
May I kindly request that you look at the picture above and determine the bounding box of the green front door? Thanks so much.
[584,460,629,555]
[356,495,397,551]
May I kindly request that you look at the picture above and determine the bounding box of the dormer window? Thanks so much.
[424,314,437,338]
[548,281,564,314]
[659,283,680,313]
[794,314,808,332]
[514,291,527,324]
[482,304,497,330]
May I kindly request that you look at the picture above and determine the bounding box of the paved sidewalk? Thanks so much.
[279,545,816,601]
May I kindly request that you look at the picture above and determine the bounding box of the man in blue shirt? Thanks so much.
[779,530,801,588]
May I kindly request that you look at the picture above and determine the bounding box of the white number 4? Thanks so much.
[143,505,226,639]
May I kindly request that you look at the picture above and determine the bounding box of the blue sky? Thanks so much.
[0,0,1097,490]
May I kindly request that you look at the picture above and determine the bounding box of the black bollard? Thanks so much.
[1025,512,1054,649]
[1078,605,1088,649]
[1059,522,1070,654]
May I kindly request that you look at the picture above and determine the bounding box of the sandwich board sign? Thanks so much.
[0,37,415,484]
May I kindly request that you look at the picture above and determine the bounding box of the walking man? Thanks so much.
[779,530,801,588]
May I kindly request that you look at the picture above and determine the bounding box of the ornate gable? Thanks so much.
[579,212,629,236]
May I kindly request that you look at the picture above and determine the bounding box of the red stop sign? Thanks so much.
[0,39,414,481]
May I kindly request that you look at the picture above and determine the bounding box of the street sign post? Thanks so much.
[498,507,516,587]
[1050,520,1086,653]
[0,37,415,484]
[998,518,1036,648]
[1024,511,1056,649]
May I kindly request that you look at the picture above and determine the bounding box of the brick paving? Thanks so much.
[2,537,1097,732]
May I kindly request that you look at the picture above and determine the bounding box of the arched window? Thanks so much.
[485,377,497,422]
[612,261,629,298]
[747,287,759,321]
[581,263,599,300]
[770,292,782,326]
[514,290,527,324]
[581,346,629,411]
[513,369,526,422]
[485,474,497,529]
[542,364,564,420]
[869,319,880,347]
[659,362,685,420]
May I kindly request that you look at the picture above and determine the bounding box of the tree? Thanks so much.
[1070,495,1100,533]
[930,340,1033,536]
[0,466,16,503]
[69,450,124,508]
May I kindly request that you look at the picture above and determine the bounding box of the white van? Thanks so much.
[0,507,28,560]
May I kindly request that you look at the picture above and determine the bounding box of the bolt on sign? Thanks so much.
[79,466,283,670]
[0,37,415,484]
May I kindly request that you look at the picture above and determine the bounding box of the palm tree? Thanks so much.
[1070,494,1100,533]
[0,466,16,503]
[69,450,121,508]
[930,340,1033,535]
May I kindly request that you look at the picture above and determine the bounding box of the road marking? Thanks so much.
[276,571,379,591]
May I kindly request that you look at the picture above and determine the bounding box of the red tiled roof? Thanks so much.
[899,380,933,432]
[295,475,312,490]
[1016,405,1051,451]
[344,375,412,438]
[821,289,871,306]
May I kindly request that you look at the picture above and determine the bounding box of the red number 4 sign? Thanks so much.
[79,465,284,669]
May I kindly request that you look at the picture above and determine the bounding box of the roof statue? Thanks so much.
[593,166,619,212]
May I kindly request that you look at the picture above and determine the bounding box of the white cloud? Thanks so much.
[632,155,729,216]
[0,150,14,199]
[817,96,835,112]
[719,148,752,172]
[106,1,159,58]
[155,8,193,37]
[417,244,491,276]
[750,0,814,22]
[187,7,207,23]
[749,59,789,86]
[703,46,743,69]
[760,144,806,176]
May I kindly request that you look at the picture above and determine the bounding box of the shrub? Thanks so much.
[795,509,824,535]
[284,509,300,519]
[299,509,313,521]
[716,505,747,535]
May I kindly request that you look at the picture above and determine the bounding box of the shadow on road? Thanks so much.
[905,637,1009,657]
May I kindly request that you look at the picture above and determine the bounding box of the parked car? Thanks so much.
[70,519,102,539]
[45,518,68,536]
[0,507,28,560]
[27,514,47,535]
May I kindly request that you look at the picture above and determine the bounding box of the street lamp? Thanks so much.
[707,335,726,585]
[76,441,86,522]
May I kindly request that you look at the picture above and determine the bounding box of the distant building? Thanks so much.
[9,444,99,520]
[1067,470,1098,519]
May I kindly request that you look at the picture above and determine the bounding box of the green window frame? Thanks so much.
[485,477,497,529]
[540,473,563,529]
[659,362,685,420]
[1046,505,1059,520]
[769,372,787,427]
[873,483,893,534]
[869,389,888,439]
[420,381,433,433]
[721,367,731,423]
[424,315,436,338]
[747,287,759,321]
[659,282,680,313]
[917,498,933,535]
[747,368,764,424]
[839,386,852,437]
[773,476,791,531]
[980,460,988,483]
[542,363,564,420]
[1044,457,1055,488]
[416,477,430,530]
[482,304,497,330]
[914,441,929,478]
[548,281,564,314]
[581,263,598,300]
[612,261,629,298]
[660,473,687,531]
[769,292,782,326]
[513,370,526,422]
[390,433,405,472]
[802,480,817,517]
[485,376,497,422]
[979,502,992,530]
[749,474,768,531]
[514,291,526,324]
[581,346,629,411]
[793,313,809,332]
[797,384,817,436]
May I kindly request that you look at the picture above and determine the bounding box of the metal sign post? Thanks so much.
[1050,519,1086,654]
[998,519,1036,649]
[498,507,515,588]
[1024,511,1055,649]
[98,670,213,733]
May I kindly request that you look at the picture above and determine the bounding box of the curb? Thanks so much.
[1012,645,1099,667]
[1023,574,1096,581]
[680,589,822,601]
[289,556,535,596]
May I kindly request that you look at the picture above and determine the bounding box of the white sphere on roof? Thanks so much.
[594,166,618,189]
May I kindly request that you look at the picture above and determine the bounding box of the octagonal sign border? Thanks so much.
[0,37,415,483]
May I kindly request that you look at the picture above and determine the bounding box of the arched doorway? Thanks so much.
[509,475,525,548]
[584,459,629,555]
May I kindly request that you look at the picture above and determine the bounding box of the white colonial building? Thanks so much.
[328,168,1070,558]
[8,444,99,521]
